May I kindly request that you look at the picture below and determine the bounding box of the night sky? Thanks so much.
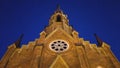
[0,0,120,61]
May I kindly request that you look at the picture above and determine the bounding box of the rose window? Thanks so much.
[49,40,69,52]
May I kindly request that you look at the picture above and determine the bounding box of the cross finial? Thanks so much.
[55,4,62,13]
[57,4,60,10]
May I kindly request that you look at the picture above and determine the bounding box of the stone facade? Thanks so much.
[0,6,120,68]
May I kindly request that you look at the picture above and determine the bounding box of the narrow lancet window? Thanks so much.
[56,15,61,22]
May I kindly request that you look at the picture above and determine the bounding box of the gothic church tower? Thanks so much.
[0,6,120,68]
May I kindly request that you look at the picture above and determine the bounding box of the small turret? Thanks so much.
[49,5,69,25]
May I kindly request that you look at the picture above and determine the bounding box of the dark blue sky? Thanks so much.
[0,0,120,61]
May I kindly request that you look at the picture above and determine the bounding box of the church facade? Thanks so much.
[0,6,120,68]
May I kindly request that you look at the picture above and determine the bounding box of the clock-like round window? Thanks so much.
[49,40,69,52]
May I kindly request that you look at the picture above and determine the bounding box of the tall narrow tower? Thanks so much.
[0,6,120,68]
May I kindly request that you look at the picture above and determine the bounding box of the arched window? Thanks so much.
[56,15,61,22]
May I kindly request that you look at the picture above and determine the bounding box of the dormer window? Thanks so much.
[56,15,62,22]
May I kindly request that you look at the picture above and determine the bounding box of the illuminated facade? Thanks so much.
[0,6,120,68]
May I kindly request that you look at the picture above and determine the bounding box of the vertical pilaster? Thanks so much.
[76,46,90,68]
[0,44,16,68]
[102,43,120,68]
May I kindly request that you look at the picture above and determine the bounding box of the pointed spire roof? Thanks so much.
[94,33,103,47]
[15,34,24,48]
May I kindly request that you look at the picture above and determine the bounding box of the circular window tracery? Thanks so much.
[49,40,69,52]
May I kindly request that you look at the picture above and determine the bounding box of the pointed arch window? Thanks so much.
[56,15,62,22]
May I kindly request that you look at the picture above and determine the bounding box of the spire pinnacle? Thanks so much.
[15,34,24,48]
[94,33,103,47]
